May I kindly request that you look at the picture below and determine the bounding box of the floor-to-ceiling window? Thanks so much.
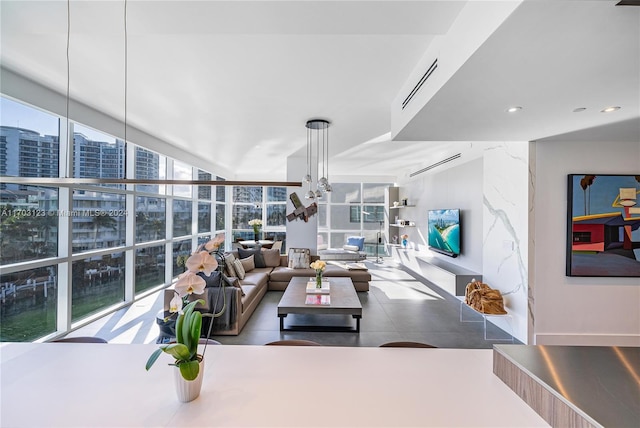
[317,182,389,256]
[0,97,60,341]
[231,185,287,250]
[0,95,228,342]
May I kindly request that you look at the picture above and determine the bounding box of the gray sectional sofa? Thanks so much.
[164,250,371,336]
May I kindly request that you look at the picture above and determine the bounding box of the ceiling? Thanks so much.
[1,0,638,182]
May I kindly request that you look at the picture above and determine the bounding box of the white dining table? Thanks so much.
[0,343,549,427]
[238,240,274,248]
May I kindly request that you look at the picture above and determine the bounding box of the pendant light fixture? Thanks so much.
[304,119,331,200]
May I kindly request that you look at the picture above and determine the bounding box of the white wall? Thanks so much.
[395,143,531,343]
[397,156,484,272]
[533,139,640,346]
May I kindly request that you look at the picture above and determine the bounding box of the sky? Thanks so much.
[1,96,114,143]
[570,174,639,217]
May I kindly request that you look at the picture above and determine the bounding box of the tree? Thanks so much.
[579,175,596,216]
[91,213,117,249]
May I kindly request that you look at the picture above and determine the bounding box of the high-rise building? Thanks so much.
[0,126,59,192]
[72,133,125,179]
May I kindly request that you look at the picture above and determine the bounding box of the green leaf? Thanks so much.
[175,307,184,344]
[160,343,191,361]
[179,359,200,381]
[181,302,197,352]
[145,348,163,371]
[189,310,202,357]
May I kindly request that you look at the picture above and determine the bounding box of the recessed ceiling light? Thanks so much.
[506,106,522,113]
[601,106,621,113]
[572,107,586,113]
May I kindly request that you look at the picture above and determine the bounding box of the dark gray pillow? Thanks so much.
[197,271,221,288]
[237,247,266,268]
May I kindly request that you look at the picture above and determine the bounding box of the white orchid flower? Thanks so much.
[169,294,183,314]
[175,271,206,297]
[185,251,218,276]
[204,233,225,252]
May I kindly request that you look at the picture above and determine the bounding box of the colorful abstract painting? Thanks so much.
[566,174,640,277]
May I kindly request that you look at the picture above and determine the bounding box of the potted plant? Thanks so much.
[146,234,225,402]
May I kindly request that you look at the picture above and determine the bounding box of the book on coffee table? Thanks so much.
[306,281,330,294]
[305,294,331,305]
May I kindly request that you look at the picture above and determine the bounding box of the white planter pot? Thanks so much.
[173,357,204,403]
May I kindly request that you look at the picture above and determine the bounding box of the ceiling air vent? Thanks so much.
[409,153,461,177]
[402,58,438,110]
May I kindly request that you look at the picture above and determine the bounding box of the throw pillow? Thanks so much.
[237,247,266,268]
[232,258,246,280]
[223,253,237,277]
[346,236,365,251]
[222,273,245,296]
[343,244,360,252]
[197,271,221,288]
[288,248,310,269]
[240,255,255,272]
[261,248,281,267]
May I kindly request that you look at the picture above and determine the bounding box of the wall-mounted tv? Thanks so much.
[427,209,461,258]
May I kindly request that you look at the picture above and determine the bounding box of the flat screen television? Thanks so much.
[427,209,461,258]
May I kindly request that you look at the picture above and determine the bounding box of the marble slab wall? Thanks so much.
[482,142,529,343]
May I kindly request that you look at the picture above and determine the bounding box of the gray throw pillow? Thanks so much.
[261,248,281,267]
[240,255,255,272]
[197,271,221,288]
[237,247,266,268]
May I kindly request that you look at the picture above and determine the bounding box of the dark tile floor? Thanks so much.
[206,262,515,348]
[72,260,516,347]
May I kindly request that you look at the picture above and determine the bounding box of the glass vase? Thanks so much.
[315,270,323,288]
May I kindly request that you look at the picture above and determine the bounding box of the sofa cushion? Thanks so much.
[342,244,360,251]
[269,266,316,283]
[240,285,261,313]
[240,255,255,272]
[322,265,371,281]
[232,259,246,279]
[222,274,245,296]
[346,236,365,251]
[261,248,281,267]
[240,268,271,287]
[238,247,266,268]
[288,248,310,268]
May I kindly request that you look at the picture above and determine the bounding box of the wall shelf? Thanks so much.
[390,224,415,228]
[390,205,415,209]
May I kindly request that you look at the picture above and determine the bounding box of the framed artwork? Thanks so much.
[566,174,640,277]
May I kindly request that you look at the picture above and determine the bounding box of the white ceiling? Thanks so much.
[1,0,638,182]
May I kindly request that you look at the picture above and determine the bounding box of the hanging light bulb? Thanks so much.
[318,177,328,190]
[304,119,330,198]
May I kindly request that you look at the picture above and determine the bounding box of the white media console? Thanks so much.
[391,246,481,296]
